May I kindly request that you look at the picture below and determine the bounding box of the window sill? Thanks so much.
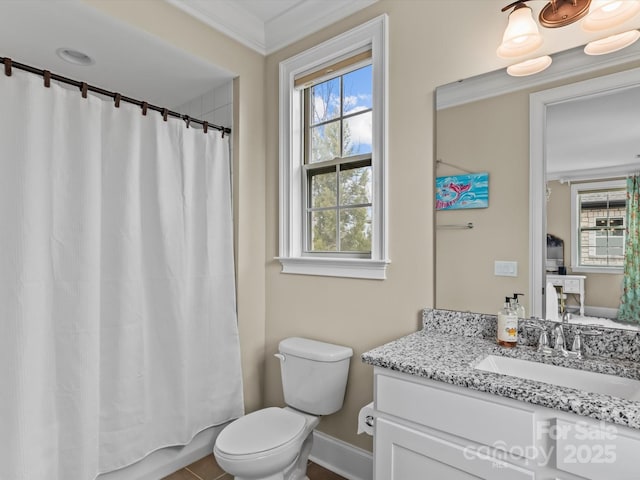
[571,266,623,275]
[277,256,390,280]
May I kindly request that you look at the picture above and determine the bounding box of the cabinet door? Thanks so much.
[374,418,534,480]
[555,419,640,480]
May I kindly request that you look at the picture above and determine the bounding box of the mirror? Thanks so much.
[435,43,640,331]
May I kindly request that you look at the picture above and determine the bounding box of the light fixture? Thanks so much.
[506,55,553,76]
[584,29,640,53]
[498,0,640,76]
[539,0,592,27]
[583,0,640,31]
[56,48,94,66]
[497,2,543,58]
[497,0,594,58]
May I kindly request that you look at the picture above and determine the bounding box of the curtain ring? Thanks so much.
[80,82,88,98]
[162,108,168,121]
[141,101,148,116]
[43,70,51,88]
[114,93,121,108]
[203,122,208,134]
[184,115,191,128]
[4,58,12,76]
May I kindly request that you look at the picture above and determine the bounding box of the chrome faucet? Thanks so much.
[552,322,569,356]
[553,323,604,359]
[570,329,603,359]
[527,319,602,359]
[526,319,551,354]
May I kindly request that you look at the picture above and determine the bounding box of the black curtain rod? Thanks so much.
[1,56,231,136]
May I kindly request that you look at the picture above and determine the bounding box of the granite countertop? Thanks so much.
[362,309,640,430]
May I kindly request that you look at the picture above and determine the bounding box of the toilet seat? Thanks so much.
[216,407,306,457]
[214,407,310,478]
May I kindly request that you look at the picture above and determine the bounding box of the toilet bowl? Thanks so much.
[214,407,320,480]
[213,337,353,480]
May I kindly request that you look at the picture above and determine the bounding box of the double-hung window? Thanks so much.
[278,15,388,279]
[304,62,373,256]
[571,180,626,272]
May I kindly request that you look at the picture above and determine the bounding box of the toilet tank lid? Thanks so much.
[279,337,353,362]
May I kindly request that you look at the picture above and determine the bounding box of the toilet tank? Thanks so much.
[277,337,353,415]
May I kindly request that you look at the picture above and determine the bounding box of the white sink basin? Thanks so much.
[475,355,640,402]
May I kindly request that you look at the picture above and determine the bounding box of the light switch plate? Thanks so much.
[495,260,518,277]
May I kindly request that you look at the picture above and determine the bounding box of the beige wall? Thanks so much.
[547,180,623,310]
[546,181,571,261]
[85,0,267,413]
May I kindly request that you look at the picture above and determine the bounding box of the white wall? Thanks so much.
[173,81,233,129]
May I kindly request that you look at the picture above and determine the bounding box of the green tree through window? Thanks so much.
[305,64,372,254]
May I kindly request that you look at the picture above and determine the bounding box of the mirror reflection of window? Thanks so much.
[572,182,626,270]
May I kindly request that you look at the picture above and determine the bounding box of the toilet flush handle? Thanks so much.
[274,353,285,362]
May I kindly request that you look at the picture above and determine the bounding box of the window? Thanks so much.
[571,181,626,272]
[593,216,624,258]
[305,65,372,256]
[278,15,388,279]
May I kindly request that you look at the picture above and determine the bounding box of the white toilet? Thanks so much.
[214,337,353,480]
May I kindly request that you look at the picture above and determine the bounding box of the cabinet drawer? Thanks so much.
[555,418,640,480]
[376,373,536,457]
[563,280,580,293]
[375,417,534,480]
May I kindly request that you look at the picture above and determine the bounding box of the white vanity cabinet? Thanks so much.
[373,368,640,480]
[375,418,533,480]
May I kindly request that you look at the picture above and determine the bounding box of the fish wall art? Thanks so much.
[436,172,489,210]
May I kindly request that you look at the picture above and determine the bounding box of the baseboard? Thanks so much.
[584,305,618,319]
[309,431,373,480]
[96,424,225,480]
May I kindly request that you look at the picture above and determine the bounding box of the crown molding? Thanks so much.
[166,0,266,54]
[548,164,640,182]
[166,0,378,56]
[264,0,378,55]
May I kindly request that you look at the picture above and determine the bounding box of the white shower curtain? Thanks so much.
[0,70,244,480]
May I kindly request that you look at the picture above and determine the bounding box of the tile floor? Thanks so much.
[162,454,347,480]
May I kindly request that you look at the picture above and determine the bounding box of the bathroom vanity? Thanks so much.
[362,309,640,480]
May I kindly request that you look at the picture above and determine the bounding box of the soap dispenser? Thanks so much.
[497,297,518,348]
[512,293,526,320]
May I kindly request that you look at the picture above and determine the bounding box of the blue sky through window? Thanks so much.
[310,64,372,158]
[343,65,372,156]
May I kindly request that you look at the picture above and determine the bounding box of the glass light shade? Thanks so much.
[506,55,553,76]
[583,0,640,31]
[497,5,543,58]
[584,29,640,54]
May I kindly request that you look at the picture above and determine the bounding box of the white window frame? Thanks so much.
[277,14,389,279]
[570,180,625,274]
